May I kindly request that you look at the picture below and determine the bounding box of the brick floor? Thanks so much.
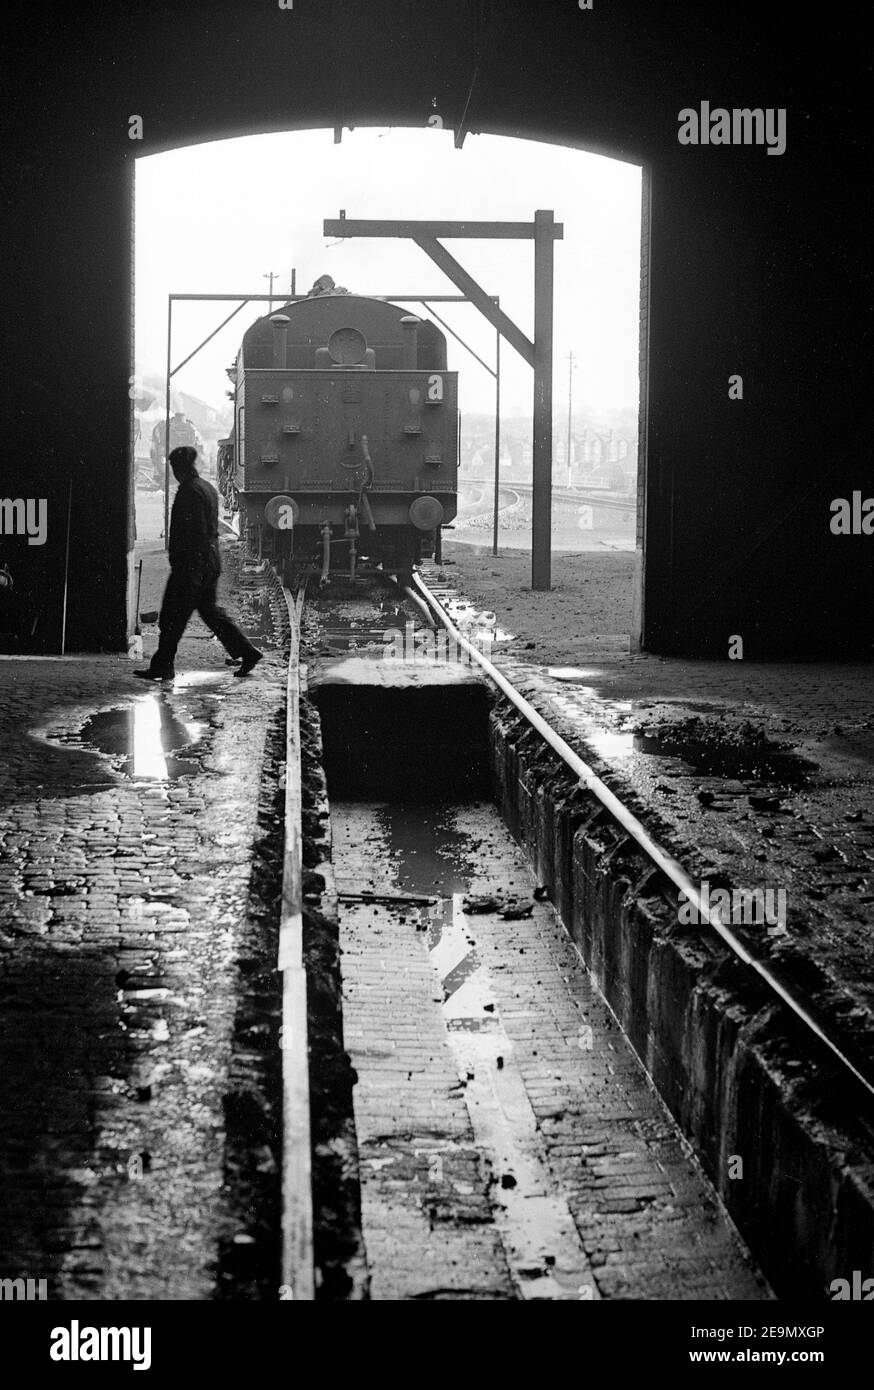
[0,547,286,1298]
[332,797,769,1301]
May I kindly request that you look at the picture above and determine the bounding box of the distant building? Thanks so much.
[572,427,635,487]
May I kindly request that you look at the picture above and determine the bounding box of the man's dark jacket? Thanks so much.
[168,471,221,584]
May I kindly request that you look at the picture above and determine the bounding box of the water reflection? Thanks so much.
[584,723,817,784]
[546,667,600,681]
[586,728,637,760]
[64,696,205,780]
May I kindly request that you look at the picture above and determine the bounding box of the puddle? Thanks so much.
[631,730,817,785]
[54,696,206,780]
[379,802,470,899]
[345,801,497,1024]
[586,728,637,761]
[546,667,600,680]
[440,597,515,647]
[308,594,404,656]
[333,796,595,1298]
[319,627,391,653]
[173,671,230,691]
[388,804,499,1025]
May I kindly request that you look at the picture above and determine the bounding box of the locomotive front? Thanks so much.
[228,292,458,583]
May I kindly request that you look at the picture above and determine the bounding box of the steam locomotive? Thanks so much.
[151,412,204,488]
[219,283,458,584]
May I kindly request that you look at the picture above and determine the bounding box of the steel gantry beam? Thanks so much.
[323,211,564,590]
[161,291,503,551]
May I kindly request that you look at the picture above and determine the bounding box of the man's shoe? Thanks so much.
[233,649,263,677]
[134,668,175,682]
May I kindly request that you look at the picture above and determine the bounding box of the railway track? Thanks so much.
[278,583,311,1301]
[413,571,874,1107]
[274,567,872,1300]
[275,573,759,1299]
[457,483,521,529]
[461,477,638,513]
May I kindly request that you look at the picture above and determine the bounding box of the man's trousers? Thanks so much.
[149,569,258,675]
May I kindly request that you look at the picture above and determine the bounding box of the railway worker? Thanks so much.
[134,445,262,683]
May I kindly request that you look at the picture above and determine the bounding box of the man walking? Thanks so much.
[135,445,262,682]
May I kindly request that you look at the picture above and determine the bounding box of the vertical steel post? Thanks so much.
[163,297,172,549]
[532,210,554,590]
[492,329,501,557]
[566,350,574,487]
[60,476,72,655]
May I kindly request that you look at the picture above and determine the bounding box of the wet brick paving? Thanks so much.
[333,798,768,1300]
[0,552,286,1298]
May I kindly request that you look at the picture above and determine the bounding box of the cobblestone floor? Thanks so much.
[0,547,286,1298]
[333,797,769,1301]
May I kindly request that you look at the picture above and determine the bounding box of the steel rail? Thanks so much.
[462,477,637,513]
[413,572,874,1103]
[461,487,521,527]
[278,583,315,1299]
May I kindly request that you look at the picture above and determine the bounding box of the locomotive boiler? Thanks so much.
[222,289,458,584]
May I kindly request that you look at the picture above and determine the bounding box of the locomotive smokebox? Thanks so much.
[269,314,290,369]
[400,315,420,370]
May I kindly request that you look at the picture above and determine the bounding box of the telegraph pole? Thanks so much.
[263,271,278,311]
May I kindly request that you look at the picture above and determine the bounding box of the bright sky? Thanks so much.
[135,126,642,421]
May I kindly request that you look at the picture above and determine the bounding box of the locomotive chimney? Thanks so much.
[270,314,290,369]
[400,315,420,370]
